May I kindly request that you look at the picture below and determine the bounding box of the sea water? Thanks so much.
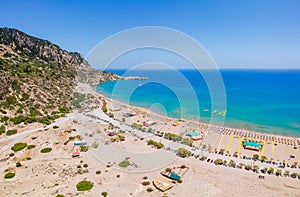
[96,69,300,137]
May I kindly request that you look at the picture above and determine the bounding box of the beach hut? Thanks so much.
[187,130,203,140]
[173,120,180,127]
[74,141,87,146]
[170,172,181,180]
[153,177,175,192]
[243,141,262,151]
[143,120,156,127]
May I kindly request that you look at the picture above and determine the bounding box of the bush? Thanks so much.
[4,172,15,179]
[0,116,9,123]
[102,102,107,113]
[56,195,65,197]
[96,170,101,175]
[41,147,52,153]
[108,112,114,118]
[16,162,22,167]
[80,145,88,152]
[146,188,153,192]
[0,125,5,134]
[119,159,131,168]
[26,157,31,160]
[59,107,70,113]
[176,148,191,158]
[11,142,27,152]
[9,153,14,157]
[142,181,150,186]
[83,164,88,168]
[10,115,26,124]
[6,129,17,136]
[116,174,120,178]
[92,141,99,148]
[76,180,94,191]
[101,192,108,197]
[214,158,224,165]
[27,144,36,149]
[53,125,59,129]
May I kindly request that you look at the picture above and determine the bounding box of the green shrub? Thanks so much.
[101,192,108,197]
[10,115,26,124]
[40,147,52,153]
[146,187,153,192]
[76,180,94,191]
[9,153,14,157]
[16,162,22,167]
[4,172,15,179]
[11,142,27,152]
[53,125,59,129]
[0,125,5,134]
[27,145,36,149]
[0,116,9,123]
[56,195,64,197]
[80,145,88,152]
[142,181,150,186]
[118,159,131,168]
[26,157,31,160]
[96,170,101,175]
[6,129,17,136]
[59,107,70,113]
[5,96,17,105]
[176,148,191,158]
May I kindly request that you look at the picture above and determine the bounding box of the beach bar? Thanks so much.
[243,141,262,151]
[187,130,203,140]
[143,120,156,127]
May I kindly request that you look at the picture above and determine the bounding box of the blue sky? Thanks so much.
[1,0,300,69]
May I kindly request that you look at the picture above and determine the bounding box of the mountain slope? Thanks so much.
[0,27,119,130]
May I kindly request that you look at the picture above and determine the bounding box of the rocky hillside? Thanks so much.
[0,27,124,131]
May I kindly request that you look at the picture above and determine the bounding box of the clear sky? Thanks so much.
[1,0,300,69]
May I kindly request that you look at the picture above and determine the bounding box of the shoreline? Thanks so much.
[94,84,300,142]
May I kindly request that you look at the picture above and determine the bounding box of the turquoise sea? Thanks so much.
[96,69,300,137]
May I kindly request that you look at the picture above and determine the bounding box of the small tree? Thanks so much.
[253,165,260,173]
[102,102,108,113]
[275,169,282,176]
[267,167,274,174]
[108,112,114,118]
[238,163,245,169]
[214,158,224,165]
[229,160,236,167]
[245,165,252,171]
[283,170,290,177]
[290,172,298,178]
[253,154,259,161]
[260,155,268,162]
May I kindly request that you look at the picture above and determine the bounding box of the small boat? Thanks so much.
[211,110,218,114]
[203,109,209,112]
[218,109,227,116]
